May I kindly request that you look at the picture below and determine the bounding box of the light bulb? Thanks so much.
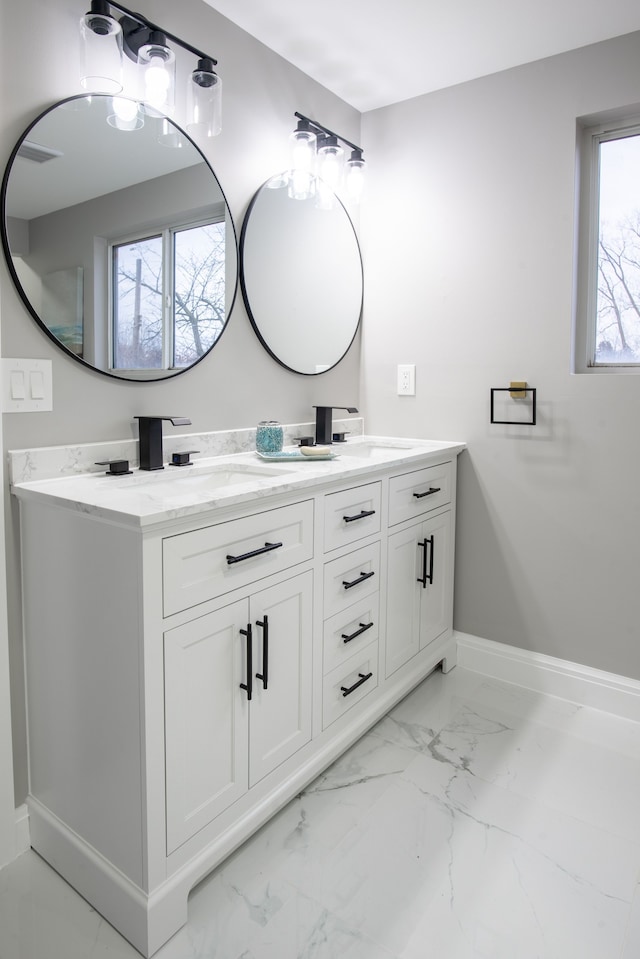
[288,120,317,201]
[345,151,366,203]
[107,96,144,130]
[317,136,344,191]
[137,35,175,115]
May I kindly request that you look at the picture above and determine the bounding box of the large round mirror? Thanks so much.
[240,175,363,375]
[1,95,237,381]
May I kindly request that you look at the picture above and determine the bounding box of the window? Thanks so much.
[111,218,226,372]
[575,114,640,371]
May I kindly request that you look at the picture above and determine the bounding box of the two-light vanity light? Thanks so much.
[289,112,365,204]
[79,0,221,138]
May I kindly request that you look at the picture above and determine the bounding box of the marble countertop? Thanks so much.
[10,435,465,530]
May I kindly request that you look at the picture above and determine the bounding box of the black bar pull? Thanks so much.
[417,536,435,588]
[226,541,283,565]
[255,615,269,690]
[413,487,441,499]
[342,621,374,644]
[341,671,373,697]
[239,625,253,700]
[342,509,376,524]
[342,570,375,590]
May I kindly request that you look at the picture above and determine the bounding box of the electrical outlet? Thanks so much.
[397,364,416,396]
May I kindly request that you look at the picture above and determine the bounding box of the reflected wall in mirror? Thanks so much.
[1,95,238,381]
[240,174,363,375]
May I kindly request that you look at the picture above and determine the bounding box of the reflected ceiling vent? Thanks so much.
[17,140,64,163]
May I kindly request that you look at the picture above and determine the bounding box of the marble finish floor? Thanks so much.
[2,664,640,958]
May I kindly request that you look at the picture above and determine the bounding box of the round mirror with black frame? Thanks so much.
[240,174,363,375]
[1,95,238,381]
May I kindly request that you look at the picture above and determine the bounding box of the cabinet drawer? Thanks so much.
[323,541,380,620]
[388,462,452,526]
[163,500,314,616]
[323,593,380,675]
[324,482,381,552]
[323,641,378,729]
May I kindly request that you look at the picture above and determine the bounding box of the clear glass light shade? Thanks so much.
[79,11,123,94]
[158,118,186,149]
[107,96,144,131]
[288,168,316,201]
[317,138,344,191]
[187,62,222,138]
[138,42,175,115]
[288,127,316,200]
[345,155,366,203]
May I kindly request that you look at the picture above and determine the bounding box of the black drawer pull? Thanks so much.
[342,570,375,590]
[343,509,376,524]
[341,621,374,644]
[255,615,269,690]
[413,487,441,499]
[341,671,373,697]
[417,536,435,588]
[239,624,253,701]
[226,541,283,565]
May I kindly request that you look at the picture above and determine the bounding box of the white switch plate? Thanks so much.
[2,359,53,412]
[397,364,416,396]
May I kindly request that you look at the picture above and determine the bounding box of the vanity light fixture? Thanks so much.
[79,0,222,135]
[290,112,366,203]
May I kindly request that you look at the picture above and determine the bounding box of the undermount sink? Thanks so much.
[335,440,416,459]
[104,461,294,496]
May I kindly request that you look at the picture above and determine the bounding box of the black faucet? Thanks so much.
[313,406,358,445]
[135,416,192,471]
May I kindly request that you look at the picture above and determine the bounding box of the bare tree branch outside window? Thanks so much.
[113,221,226,370]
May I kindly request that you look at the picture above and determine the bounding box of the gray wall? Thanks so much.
[362,32,640,680]
[1,0,361,803]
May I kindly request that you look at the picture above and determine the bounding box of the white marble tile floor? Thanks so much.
[1,664,640,959]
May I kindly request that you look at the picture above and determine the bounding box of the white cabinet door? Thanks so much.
[164,600,249,853]
[249,572,313,786]
[385,511,452,678]
[417,511,452,651]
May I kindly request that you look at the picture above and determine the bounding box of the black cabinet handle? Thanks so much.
[413,487,441,499]
[341,671,373,697]
[417,536,435,588]
[342,570,375,590]
[342,509,376,524]
[341,621,374,644]
[239,624,253,700]
[255,615,269,690]
[227,541,283,565]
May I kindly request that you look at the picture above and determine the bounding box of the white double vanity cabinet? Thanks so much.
[11,432,464,956]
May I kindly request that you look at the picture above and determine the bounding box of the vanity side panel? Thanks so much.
[20,502,144,885]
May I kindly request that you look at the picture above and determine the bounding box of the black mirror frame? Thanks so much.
[1,95,239,382]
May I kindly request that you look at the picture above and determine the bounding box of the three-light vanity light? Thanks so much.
[79,0,222,137]
[289,112,366,204]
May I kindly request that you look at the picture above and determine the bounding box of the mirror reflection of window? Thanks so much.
[111,218,226,371]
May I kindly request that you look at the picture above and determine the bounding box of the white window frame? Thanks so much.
[574,108,640,374]
[105,207,226,376]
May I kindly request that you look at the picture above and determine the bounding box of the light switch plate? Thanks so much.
[2,359,53,412]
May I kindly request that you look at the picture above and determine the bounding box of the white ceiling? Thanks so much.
[204,0,640,112]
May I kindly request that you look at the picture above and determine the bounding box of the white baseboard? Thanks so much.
[14,804,30,856]
[455,632,640,723]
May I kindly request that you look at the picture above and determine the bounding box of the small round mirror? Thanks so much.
[1,95,238,380]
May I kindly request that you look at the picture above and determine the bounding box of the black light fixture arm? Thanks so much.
[294,111,362,156]
[94,0,218,65]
